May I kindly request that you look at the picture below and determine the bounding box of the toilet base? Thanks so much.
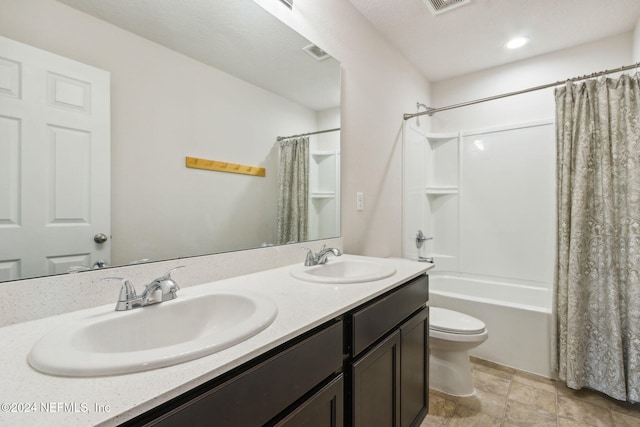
[429,348,475,397]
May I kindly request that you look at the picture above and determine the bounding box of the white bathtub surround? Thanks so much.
[403,119,556,377]
[429,275,553,377]
[0,255,430,427]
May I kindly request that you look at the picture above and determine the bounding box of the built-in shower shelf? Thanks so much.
[425,186,459,195]
[426,132,458,143]
[311,192,336,199]
[311,150,338,158]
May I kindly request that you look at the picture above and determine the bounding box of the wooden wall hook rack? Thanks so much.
[185,156,265,177]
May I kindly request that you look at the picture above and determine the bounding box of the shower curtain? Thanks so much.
[554,74,640,402]
[276,137,309,245]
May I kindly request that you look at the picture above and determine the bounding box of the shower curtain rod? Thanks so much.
[403,62,640,120]
[276,127,340,142]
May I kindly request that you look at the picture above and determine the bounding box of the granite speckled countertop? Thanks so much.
[0,255,430,426]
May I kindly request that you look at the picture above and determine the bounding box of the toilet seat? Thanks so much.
[430,307,486,335]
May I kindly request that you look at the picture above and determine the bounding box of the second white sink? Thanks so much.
[28,292,278,377]
[290,259,397,284]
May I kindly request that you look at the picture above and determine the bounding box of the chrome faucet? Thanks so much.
[303,245,342,266]
[105,266,185,311]
[67,260,110,273]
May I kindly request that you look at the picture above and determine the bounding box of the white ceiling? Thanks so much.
[347,0,640,82]
[52,0,640,100]
[54,0,341,111]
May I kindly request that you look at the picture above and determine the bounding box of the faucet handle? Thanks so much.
[93,260,108,269]
[102,277,138,311]
[162,266,185,280]
[302,247,317,266]
[160,266,185,292]
[415,230,433,249]
[102,276,136,295]
[146,266,185,300]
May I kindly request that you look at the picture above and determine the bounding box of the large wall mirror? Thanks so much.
[0,0,341,282]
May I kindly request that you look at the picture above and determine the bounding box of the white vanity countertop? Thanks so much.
[0,255,431,427]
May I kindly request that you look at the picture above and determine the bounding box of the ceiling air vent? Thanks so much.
[303,44,331,61]
[423,0,471,16]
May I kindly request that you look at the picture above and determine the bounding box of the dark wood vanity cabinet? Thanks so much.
[123,274,428,427]
[126,321,345,427]
[348,274,429,427]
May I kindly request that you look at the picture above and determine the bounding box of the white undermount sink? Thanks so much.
[28,292,278,377]
[290,259,397,284]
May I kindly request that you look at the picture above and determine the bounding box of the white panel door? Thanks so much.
[0,35,110,281]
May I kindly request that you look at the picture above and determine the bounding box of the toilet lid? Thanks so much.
[430,307,486,334]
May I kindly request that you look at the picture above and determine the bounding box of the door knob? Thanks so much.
[94,233,108,244]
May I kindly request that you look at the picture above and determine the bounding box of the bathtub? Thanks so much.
[428,274,553,377]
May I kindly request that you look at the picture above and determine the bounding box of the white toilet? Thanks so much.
[429,307,488,396]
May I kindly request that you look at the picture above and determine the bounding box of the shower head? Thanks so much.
[416,102,430,126]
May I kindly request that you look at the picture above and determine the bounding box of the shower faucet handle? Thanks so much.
[415,230,433,249]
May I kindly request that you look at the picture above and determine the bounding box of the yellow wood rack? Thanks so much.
[185,156,265,177]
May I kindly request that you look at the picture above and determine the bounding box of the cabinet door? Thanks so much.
[274,375,344,427]
[352,330,401,427]
[400,307,429,427]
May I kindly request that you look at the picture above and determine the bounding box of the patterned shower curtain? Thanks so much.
[276,137,309,245]
[554,74,640,402]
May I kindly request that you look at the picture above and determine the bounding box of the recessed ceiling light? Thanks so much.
[505,36,529,49]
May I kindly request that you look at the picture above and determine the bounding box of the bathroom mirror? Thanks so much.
[0,0,341,282]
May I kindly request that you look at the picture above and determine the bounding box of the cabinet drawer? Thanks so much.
[146,321,343,427]
[351,274,428,356]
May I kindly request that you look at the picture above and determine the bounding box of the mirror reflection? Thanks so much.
[0,0,341,282]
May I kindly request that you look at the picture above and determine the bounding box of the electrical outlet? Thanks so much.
[356,192,364,211]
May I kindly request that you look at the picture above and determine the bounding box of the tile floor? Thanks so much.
[421,357,640,426]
